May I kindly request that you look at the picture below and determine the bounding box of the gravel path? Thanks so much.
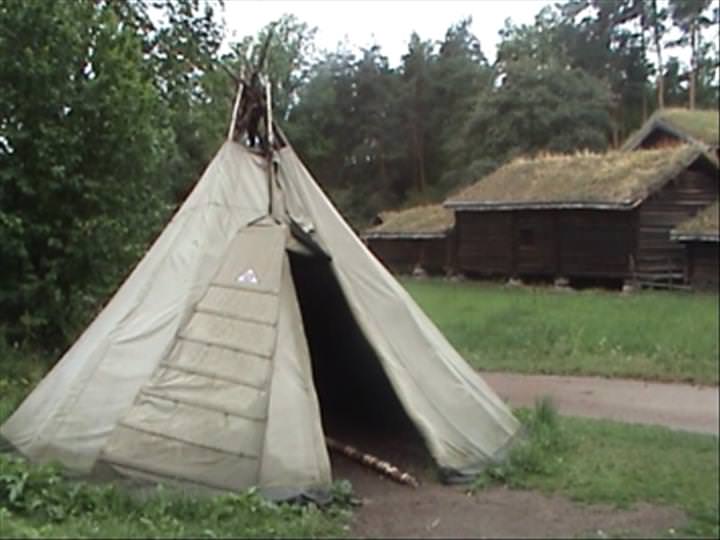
[481,372,719,435]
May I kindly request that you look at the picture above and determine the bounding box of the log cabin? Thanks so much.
[672,202,719,290]
[362,204,454,275]
[444,145,719,287]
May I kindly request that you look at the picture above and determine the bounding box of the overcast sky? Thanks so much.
[221,0,551,65]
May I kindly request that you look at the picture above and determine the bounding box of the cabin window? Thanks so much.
[519,228,535,246]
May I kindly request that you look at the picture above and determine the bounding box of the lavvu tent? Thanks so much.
[1,77,520,501]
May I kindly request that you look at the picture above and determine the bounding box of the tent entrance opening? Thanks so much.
[287,251,429,465]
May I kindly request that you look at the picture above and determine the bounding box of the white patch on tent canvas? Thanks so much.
[236,268,259,284]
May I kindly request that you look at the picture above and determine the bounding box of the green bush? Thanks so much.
[0,0,176,348]
[474,397,568,489]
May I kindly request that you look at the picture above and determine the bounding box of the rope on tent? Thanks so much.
[325,436,419,488]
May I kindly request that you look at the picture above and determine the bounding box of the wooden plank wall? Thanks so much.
[366,237,448,275]
[687,242,719,290]
[455,210,635,279]
[455,212,513,275]
[635,166,719,280]
[559,211,635,278]
[514,211,557,275]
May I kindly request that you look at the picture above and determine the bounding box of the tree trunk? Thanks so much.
[412,76,426,194]
[651,0,664,109]
[612,120,620,148]
[411,122,425,193]
[689,20,697,109]
[379,147,389,192]
[640,16,648,121]
[417,126,426,194]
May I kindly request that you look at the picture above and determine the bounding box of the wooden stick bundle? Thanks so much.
[326,436,419,488]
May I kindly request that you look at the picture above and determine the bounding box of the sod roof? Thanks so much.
[622,108,719,150]
[444,144,717,211]
[363,204,454,239]
[672,202,719,242]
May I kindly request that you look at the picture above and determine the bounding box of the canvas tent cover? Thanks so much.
[1,128,519,501]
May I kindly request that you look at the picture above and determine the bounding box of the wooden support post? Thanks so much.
[227,82,244,141]
[265,79,275,217]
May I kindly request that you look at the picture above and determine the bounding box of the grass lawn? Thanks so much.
[474,401,719,538]
[402,278,720,385]
[1,351,718,538]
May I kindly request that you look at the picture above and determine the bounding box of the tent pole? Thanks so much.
[265,79,275,149]
[265,79,275,217]
[227,81,244,141]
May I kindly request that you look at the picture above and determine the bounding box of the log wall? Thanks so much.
[366,237,449,275]
[634,166,719,281]
[686,242,719,290]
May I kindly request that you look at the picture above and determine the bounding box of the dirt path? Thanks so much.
[481,372,719,435]
[332,453,685,539]
[330,373,717,538]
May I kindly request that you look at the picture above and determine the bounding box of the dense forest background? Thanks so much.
[1,0,718,349]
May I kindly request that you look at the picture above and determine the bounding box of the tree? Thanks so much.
[645,0,669,108]
[286,47,359,190]
[694,38,720,108]
[0,0,173,345]
[229,15,318,122]
[400,34,435,194]
[465,58,612,164]
[558,0,651,143]
[432,18,493,192]
[668,0,715,109]
[286,45,404,225]
[106,0,230,203]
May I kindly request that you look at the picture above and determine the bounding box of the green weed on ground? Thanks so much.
[0,455,351,538]
[473,399,720,539]
[402,278,720,385]
[0,345,351,539]
[0,342,46,425]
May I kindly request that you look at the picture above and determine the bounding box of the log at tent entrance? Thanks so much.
[288,249,430,486]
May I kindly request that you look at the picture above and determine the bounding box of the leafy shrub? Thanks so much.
[0,334,47,423]
[473,397,570,490]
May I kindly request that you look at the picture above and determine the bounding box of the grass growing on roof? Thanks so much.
[444,144,714,206]
[473,399,719,538]
[674,201,719,238]
[402,278,719,385]
[658,108,720,147]
[366,204,454,235]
